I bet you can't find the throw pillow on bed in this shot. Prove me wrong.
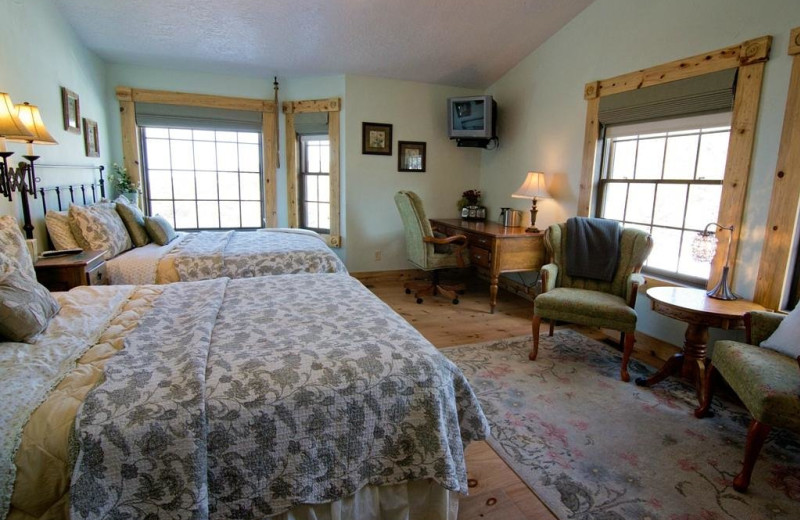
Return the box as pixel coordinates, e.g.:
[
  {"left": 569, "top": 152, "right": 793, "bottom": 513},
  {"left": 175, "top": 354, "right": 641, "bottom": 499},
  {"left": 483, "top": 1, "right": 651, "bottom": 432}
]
[
  {"left": 0, "top": 215, "right": 37, "bottom": 280},
  {"left": 115, "top": 196, "right": 151, "bottom": 247},
  {"left": 0, "top": 259, "right": 60, "bottom": 343},
  {"left": 69, "top": 202, "right": 133, "bottom": 259},
  {"left": 144, "top": 215, "right": 178, "bottom": 246},
  {"left": 45, "top": 210, "right": 82, "bottom": 250}
]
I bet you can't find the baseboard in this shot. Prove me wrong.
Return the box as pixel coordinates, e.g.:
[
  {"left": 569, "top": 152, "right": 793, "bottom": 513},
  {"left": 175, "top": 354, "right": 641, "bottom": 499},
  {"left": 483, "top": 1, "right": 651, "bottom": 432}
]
[{"left": 351, "top": 269, "right": 425, "bottom": 284}]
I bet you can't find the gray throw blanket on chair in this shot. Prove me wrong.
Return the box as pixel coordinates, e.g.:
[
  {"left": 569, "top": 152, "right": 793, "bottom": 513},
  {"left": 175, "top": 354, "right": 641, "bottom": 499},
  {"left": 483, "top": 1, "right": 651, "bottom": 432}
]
[{"left": 566, "top": 217, "right": 621, "bottom": 282}]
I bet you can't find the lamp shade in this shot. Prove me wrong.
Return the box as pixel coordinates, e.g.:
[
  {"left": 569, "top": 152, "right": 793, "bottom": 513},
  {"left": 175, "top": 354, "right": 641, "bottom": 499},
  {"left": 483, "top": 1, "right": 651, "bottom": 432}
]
[
  {"left": 0, "top": 93, "right": 34, "bottom": 139},
  {"left": 512, "top": 171, "right": 548, "bottom": 200},
  {"left": 8, "top": 102, "right": 57, "bottom": 144},
  {"left": 691, "top": 232, "right": 717, "bottom": 263}
]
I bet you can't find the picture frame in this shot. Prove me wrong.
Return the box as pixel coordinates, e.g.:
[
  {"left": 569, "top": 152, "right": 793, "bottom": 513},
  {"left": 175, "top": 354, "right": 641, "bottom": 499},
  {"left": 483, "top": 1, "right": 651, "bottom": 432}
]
[
  {"left": 83, "top": 118, "right": 99, "bottom": 157},
  {"left": 362, "top": 122, "right": 392, "bottom": 155},
  {"left": 398, "top": 141, "right": 426, "bottom": 172},
  {"left": 61, "top": 87, "right": 80, "bottom": 134}
]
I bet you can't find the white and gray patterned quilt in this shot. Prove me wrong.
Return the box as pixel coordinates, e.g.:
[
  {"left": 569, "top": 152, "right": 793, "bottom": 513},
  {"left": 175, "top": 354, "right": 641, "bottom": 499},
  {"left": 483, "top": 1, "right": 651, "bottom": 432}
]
[
  {"left": 173, "top": 230, "right": 347, "bottom": 281},
  {"left": 70, "top": 274, "right": 488, "bottom": 518}
]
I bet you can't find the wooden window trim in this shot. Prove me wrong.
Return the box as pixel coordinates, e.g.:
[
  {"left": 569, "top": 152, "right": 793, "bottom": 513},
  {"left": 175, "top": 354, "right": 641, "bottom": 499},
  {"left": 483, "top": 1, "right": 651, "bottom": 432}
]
[
  {"left": 115, "top": 87, "right": 278, "bottom": 226},
  {"left": 578, "top": 36, "right": 772, "bottom": 294},
  {"left": 283, "top": 98, "right": 342, "bottom": 247},
  {"left": 754, "top": 27, "right": 800, "bottom": 310}
]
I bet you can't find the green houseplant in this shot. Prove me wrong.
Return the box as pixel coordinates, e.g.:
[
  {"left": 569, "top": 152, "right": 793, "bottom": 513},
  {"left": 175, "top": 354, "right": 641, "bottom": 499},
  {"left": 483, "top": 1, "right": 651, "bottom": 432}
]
[{"left": 110, "top": 163, "right": 140, "bottom": 204}]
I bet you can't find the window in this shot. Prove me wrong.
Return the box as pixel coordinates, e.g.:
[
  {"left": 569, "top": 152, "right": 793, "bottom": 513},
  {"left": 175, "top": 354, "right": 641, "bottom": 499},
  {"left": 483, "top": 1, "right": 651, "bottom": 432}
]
[
  {"left": 298, "top": 135, "right": 331, "bottom": 233},
  {"left": 141, "top": 127, "right": 263, "bottom": 230},
  {"left": 597, "top": 113, "right": 731, "bottom": 284}
]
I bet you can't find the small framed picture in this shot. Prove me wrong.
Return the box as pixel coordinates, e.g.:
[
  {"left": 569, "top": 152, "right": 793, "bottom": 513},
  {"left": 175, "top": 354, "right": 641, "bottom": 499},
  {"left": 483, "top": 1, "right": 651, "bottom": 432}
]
[
  {"left": 362, "top": 122, "right": 392, "bottom": 155},
  {"left": 61, "top": 87, "right": 80, "bottom": 134},
  {"left": 83, "top": 118, "right": 99, "bottom": 157},
  {"left": 398, "top": 141, "right": 426, "bottom": 172}
]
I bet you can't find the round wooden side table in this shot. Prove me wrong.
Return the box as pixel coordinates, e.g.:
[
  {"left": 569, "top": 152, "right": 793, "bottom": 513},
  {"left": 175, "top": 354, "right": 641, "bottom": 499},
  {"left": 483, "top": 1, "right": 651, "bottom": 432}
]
[{"left": 635, "top": 286, "right": 765, "bottom": 410}]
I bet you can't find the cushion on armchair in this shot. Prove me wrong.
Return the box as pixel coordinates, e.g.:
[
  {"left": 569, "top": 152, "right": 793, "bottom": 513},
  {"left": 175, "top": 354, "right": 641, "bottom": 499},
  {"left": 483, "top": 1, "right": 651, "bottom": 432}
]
[
  {"left": 534, "top": 287, "right": 637, "bottom": 333},
  {"left": 760, "top": 305, "right": 800, "bottom": 358}
]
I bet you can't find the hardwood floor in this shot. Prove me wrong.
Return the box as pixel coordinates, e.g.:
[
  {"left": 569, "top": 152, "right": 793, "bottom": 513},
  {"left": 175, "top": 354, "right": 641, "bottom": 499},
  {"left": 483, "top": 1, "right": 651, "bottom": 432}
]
[{"left": 361, "top": 274, "right": 682, "bottom": 520}]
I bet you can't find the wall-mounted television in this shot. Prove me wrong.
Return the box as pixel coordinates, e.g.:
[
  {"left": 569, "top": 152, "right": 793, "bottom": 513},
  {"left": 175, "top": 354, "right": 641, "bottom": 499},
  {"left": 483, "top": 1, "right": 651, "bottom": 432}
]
[{"left": 447, "top": 95, "right": 497, "bottom": 142}]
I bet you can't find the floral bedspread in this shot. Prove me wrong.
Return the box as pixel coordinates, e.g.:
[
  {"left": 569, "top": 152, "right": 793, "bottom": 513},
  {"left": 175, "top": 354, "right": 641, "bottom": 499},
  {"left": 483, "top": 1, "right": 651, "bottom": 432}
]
[
  {"left": 172, "top": 230, "right": 346, "bottom": 281},
  {"left": 70, "top": 274, "right": 488, "bottom": 519}
]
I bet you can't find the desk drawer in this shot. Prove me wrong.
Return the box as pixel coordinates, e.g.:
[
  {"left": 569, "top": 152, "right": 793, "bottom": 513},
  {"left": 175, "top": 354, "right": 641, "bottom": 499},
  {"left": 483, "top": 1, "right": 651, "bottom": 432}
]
[{"left": 470, "top": 246, "right": 491, "bottom": 268}]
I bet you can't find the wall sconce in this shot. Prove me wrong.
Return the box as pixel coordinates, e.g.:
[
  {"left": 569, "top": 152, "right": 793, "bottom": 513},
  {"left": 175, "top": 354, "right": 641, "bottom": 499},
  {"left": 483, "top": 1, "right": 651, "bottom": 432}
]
[
  {"left": 691, "top": 222, "right": 737, "bottom": 300},
  {"left": 0, "top": 92, "right": 57, "bottom": 203},
  {"left": 511, "top": 171, "right": 549, "bottom": 233}
]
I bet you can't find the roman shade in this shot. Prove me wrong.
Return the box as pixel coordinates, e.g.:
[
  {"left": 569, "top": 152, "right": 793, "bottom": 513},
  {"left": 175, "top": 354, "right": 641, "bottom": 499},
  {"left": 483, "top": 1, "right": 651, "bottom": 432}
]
[
  {"left": 293, "top": 112, "right": 329, "bottom": 135},
  {"left": 135, "top": 103, "right": 262, "bottom": 132},
  {"left": 599, "top": 69, "right": 737, "bottom": 126}
]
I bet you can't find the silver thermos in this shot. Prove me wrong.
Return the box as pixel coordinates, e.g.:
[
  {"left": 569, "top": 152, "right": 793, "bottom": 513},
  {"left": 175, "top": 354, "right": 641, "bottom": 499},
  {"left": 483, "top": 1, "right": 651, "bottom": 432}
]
[{"left": 500, "top": 208, "right": 523, "bottom": 227}]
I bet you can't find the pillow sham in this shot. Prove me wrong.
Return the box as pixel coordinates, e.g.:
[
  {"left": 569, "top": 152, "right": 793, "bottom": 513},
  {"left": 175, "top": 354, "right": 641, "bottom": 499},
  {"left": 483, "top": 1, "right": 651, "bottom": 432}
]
[
  {"left": 115, "top": 196, "right": 150, "bottom": 247},
  {"left": 760, "top": 306, "right": 800, "bottom": 359},
  {"left": 45, "top": 210, "right": 82, "bottom": 250},
  {"left": 0, "top": 262, "right": 60, "bottom": 343},
  {"left": 144, "top": 215, "right": 178, "bottom": 246},
  {"left": 69, "top": 202, "right": 133, "bottom": 260},
  {"left": 0, "top": 215, "right": 37, "bottom": 280}
]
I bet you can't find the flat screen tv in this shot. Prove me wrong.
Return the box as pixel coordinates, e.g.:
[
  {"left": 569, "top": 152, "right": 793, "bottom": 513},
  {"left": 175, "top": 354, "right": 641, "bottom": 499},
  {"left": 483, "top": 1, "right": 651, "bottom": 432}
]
[{"left": 447, "top": 95, "right": 497, "bottom": 139}]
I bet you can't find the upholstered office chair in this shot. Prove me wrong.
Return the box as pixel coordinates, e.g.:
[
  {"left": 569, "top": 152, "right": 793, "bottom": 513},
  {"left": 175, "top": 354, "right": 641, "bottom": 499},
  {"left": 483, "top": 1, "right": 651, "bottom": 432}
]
[
  {"left": 696, "top": 311, "right": 800, "bottom": 492},
  {"left": 530, "top": 222, "right": 653, "bottom": 382},
  {"left": 394, "top": 191, "right": 470, "bottom": 304}
]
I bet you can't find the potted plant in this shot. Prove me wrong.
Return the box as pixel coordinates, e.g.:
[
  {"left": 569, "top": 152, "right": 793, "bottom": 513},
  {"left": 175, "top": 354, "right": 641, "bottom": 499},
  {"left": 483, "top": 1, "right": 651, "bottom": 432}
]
[
  {"left": 457, "top": 189, "right": 485, "bottom": 220},
  {"left": 110, "top": 163, "right": 140, "bottom": 205}
]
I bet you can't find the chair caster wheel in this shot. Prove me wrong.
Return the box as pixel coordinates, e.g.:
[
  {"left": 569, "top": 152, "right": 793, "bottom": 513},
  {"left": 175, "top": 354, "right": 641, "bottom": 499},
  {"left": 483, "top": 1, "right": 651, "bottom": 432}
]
[
  {"left": 405, "top": 288, "right": 411, "bottom": 294},
  {"left": 452, "top": 299, "right": 459, "bottom": 305},
  {"left": 416, "top": 298, "right": 423, "bottom": 304}
]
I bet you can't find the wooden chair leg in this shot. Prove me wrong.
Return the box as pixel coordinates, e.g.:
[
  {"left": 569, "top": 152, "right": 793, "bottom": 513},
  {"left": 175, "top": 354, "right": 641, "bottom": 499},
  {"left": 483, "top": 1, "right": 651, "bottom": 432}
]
[
  {"left": 548, "top": 320, "right": 554, "bottom": 337},
  {"left": 620, "top": 332, "right": 634, "bottom": 382},
  {"left": 733, "top": 419, "right": 772, "bottom": 492},
  {"left": 530, "top": 315, "right": 541, "bottom": 360},
  {"left": 694, "top": 361, "right": 717, "bottom": 418}
]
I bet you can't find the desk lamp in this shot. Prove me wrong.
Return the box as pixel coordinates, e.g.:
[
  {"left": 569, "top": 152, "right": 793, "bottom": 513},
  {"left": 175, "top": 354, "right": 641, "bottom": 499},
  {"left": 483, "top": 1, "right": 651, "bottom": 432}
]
[{"left": 511, "top": 171, "right": 548, "bottom": 233}]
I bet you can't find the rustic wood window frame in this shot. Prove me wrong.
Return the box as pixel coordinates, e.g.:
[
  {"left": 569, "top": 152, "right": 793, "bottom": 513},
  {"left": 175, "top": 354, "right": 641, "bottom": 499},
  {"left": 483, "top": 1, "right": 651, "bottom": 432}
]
[
  {"left": 754, "top": 27, "right": 800, "bottom": 310},
  {"left": 578, "top": 36, "right": 771, "bottom": 294},
  {"left": 115, "top": 87, "right": 278, "bottom": 226},
  {"left": 283, "top": 98, "right": 342, "bottom": 248}
]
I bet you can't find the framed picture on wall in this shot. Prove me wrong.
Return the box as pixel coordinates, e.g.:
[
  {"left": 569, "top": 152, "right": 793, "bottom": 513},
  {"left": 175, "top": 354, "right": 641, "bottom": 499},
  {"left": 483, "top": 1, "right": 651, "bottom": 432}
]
[
  {"left": 362, "top": 122, "right": 392, "bottom": 155},
  {"left": 83, "top": 118, "right": 99, "bottom": 157},
  {"left": 61, "top": 87, "right": 80, "bottom": 134},
  {"left": 398, "top": 141, "right": 426, "bottom": 172}
]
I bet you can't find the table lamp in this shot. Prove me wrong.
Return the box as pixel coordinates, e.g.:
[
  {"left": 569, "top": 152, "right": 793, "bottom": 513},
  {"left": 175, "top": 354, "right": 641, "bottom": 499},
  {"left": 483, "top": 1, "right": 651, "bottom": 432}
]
[
  {"left": 512, "top": 171, "right": 548, "bottom": 233},
  {"left": 691, "top": 222, "right": 737, "bottom": 300}
]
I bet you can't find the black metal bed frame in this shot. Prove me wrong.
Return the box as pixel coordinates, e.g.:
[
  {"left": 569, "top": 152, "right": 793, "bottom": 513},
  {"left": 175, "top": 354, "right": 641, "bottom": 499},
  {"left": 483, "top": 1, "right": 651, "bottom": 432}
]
[{"left": 20, "top": 164, "right": 105, "bottom": 239}]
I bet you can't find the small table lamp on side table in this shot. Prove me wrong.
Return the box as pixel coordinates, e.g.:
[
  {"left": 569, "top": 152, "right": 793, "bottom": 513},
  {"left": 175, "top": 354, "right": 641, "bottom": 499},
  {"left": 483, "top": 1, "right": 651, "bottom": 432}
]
[{"left": 511, "top": 171, "right": 549, "bottom": 233}]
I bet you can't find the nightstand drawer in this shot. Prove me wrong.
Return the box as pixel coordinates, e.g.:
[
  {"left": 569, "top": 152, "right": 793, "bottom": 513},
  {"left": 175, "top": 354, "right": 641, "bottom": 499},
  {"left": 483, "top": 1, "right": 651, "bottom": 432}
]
[{"left": 86, "top": 262, "right": 108, "bottom": 286}]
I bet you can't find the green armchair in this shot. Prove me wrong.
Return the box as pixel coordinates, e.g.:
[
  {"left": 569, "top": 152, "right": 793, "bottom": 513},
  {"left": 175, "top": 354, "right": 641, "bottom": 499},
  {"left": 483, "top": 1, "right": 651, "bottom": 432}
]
[
  {"left": 394, "top": 191, "right": 470, "bottom": 304},
  {"left": 696, "top": 311, "right": 800, "bottom": 492},
  {"left": 530, "top": 223, "right": 653, "bottom": 382}
]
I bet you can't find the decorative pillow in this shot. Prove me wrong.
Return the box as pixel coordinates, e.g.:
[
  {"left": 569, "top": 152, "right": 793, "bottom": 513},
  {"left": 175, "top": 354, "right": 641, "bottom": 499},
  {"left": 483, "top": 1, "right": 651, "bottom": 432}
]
[
  {"left": 144, "top": 215, "right": 178, "bottom": 246},
  {"left": 760, "top": 306, "right": 800, "bottom": 358},
  {"left": 115, "top": 196, "right": 150, "bottom": 247},
  {"left": 45, "top": 210, "right": 82, "bottom": 250},
  {"left": 0, "top": 215, "right": 37, "bottom": 280},
  {"left": 68, "top": 203, "right": 133, "bottom": 260},
  {"left": 0, "top": 263, "right": 61, "bottom": 343}
]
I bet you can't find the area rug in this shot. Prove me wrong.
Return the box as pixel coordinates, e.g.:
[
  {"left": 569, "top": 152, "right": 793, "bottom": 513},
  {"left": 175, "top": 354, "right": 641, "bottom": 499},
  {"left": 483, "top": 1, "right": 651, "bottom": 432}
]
[{"left": 444, "top": 331, "right": 800, "bottom": 520}]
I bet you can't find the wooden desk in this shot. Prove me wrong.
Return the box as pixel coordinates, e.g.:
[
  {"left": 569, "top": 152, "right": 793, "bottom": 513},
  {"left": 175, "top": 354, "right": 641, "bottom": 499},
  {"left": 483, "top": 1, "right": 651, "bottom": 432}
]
[
  {"left": 635, "top": 286, "right": 765, "bottom": 410},
  {"left": 430, "top": 218, "right": 545, "bottom": 313}
]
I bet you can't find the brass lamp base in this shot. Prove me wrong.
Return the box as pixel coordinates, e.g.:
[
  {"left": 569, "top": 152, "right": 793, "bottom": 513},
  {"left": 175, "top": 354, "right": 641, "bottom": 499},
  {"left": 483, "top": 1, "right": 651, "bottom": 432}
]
[
  {"left": 707, "top": 266, "right": 738, "bottom": 300},
  {"left": 525, "top": 227, "right": 540, "bottom": 233}
]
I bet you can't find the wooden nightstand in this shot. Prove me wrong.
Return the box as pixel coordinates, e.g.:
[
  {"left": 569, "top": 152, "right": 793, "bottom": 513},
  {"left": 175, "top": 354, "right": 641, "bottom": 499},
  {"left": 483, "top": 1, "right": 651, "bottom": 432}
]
[{"left": 34, "top": 250, "right": 108, "bottom": 291}]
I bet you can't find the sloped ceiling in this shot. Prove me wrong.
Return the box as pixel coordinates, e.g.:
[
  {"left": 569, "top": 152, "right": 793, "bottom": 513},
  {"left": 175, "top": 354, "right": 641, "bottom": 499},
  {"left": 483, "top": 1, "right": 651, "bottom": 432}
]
[{"left": 54, "top": 0, "right": 593, "bottom": 88}]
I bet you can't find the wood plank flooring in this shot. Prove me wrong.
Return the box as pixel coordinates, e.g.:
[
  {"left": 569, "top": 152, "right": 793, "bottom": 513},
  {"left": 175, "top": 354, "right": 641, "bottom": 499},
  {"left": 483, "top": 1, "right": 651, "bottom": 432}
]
[{"left": 361, "top": 275, "right": 682, "bottom": 520}]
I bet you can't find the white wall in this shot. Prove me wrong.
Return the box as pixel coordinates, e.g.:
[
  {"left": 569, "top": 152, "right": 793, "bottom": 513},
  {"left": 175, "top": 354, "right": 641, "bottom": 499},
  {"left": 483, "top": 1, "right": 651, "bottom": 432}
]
[
  {"left": 0, "top": 0, "right": 110, "bottom": 250},
  {"left": 343, "top": 75, "right": 482, "bottom": 272},
  {"left": 479, "top": 0, "right": 798, "bottom": 345}
]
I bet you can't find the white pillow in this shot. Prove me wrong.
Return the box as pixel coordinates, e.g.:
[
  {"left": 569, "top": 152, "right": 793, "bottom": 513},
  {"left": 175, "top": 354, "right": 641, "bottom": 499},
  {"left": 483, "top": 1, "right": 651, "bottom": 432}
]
[
  {"left": 0, "top": 215, "right": 37, "bottom": 280},
  {"left": 760, "top": 307, "right": 800, "bottom": 358},
  {"left": 45, "top": 210, "right": 81, "bottom": 250}
]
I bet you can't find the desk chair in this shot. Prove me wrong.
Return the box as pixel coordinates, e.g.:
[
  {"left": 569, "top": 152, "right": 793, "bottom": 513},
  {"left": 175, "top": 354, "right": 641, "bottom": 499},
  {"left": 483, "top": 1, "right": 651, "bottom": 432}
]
[{"left": 394, "top": 191, "right": 470, "bottom": 304}]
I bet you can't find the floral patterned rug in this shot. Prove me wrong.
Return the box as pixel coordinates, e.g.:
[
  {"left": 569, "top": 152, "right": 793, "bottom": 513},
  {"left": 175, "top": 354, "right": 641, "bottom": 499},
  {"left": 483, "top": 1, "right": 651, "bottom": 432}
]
[{"left": 444, "top": 331, "right": 800, "bottom": 519}]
